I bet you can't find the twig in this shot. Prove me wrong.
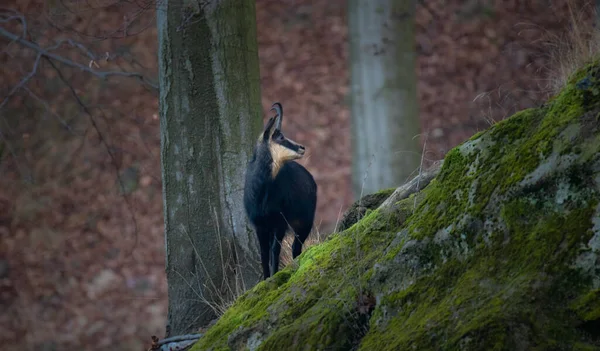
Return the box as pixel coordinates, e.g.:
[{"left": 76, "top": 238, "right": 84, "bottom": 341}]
[
  {"left": 148, "top": 334, "right": 203, "bottom": 351},
  {"left": 0, "top": 27, "right": 158, "bottom": 90},
  {"left": 0, "top": 127, "right": 21, "bottom": 176},
  {"left": 22, "top": 87, "right": 77, "bottom": 134},
  {"left": 45, "top": 0, "right": 156, "bottom": 41},
  {"left": 45, "top": 57, "right": 141, "bottom": 259},
  {"left": 0, "top": 52, "right": 42, "bottom": 112},
  {"left": 414, "top": 132, "right": 428, "bottom": 210},
  {"left": 1, "top": 32, "right": 138, "bottom": 112},
  {"left": 0, "top": 8, "right": 26, "bottom": 41}
]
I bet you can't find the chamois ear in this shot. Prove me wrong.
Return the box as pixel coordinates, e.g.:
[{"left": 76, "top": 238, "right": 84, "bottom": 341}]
[
  {"left": 270, "top": 102, "right": 283, "bottom": 131},
  {"left": 262, "top": 116, "right": 276, "bottom": 141}
]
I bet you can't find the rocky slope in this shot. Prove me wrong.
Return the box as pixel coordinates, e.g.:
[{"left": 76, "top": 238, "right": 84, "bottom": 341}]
[
  {"left": 190, "top": 59, "right": 600, "bottom": 350},
  {"left": 193, "top": 64, "right": 600, "bottom": 350}
]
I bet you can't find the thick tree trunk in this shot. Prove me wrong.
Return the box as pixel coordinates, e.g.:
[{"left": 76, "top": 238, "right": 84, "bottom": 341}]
[
  {"left": 348, "top": 0, "right": 422, "bottom": 199},
  {"left": 156, "top": 0, "right": 263, "bottom": 336}
]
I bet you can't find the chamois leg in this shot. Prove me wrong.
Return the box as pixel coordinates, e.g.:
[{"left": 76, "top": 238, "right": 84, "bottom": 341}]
[
  {"left": 270, "top": 223, "right": 287, "bottom": 276},
  {"left": 291, "top": 237, "right": 303, "bottom": 259},
  {"left": 270, "top": 236, "right": 281, "bottom": 277},
  {"left": 257, "top": 226, "right": 273, "bottom": 280},
  {"left": 291, "top": 224, "right": 312, "bottom": 259}
]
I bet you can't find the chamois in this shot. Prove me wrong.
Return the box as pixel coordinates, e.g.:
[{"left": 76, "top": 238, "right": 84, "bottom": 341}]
[{"left": 243, "top": 102, "right": 317, "bottom": 280}]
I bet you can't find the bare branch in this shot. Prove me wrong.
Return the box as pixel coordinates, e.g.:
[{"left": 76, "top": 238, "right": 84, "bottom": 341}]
[
  {"left": 148, "top": 334, "right": 203, "bottom": 351},
  {"left": 44, "top": 0, "right": 156, "bottom": 41},
  {"left": 0, "top": 52, "right": 42, "bottom": 112},
  {"left": 0, "top": 8, "right": 27, "bottom": 53},
  {"left": 0, "top": 126, "right": 31, "bottom": 181},
  {"left": 22, "top": 87, "right": 78, "bottom": 135},
  {"left": 0, "top": 27, "right": 158, "bottom": 90},
  {"left": 44, "top": 57, "right": 141, "bottom": 259}
]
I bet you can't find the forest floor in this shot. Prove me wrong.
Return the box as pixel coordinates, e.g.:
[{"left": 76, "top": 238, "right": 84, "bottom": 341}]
[{"left": 0, "top": 0, "right": 595, "bottom": 350}]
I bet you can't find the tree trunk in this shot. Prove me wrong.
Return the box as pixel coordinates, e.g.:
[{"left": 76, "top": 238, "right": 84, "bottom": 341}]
[
  {"left": 596, "top": 0, "right": 600, "bottom": 26},
  {"left": 156, "top": 0, "right": 263, "bottom": 336},
  {"left": 348, "top": 0, "right": 422, "bottom": 199}
]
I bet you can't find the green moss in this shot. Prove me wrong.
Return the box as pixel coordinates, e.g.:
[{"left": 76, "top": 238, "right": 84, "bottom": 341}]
[
  {"left": 191, "top": 206, "right": 412, "bottom": 351},
  {"left": 573, "top": 342, "right": 600, "bottom": 351},
  {"left": 353, "top": 66, "right": 600, "bottom": 348},
  {"left": 402, "top": 146, "right": 472, "bottom": 241},
  {"left": 190, "top": 269, "right": 293, "bottom": 349},
  {"left": 467, "top": 129, "right": 485, "bottom": 141},
  {"left": 336, "top": 187, "right": 396, "bottom": 232},
  {"left": 190, "top": 62, "right": 600, "bottom": 350},
  {"left": 360, "top": 198, "right": 597, "bottom": 350},
  {"left": 399, "top": 68, "right": 600, "bottom": 245},
  {"left": 571, "top": 289, "right": 600, "bottom": 321},
  {"left": 376, "top": 187, "right": 397, "bottom": 196}
]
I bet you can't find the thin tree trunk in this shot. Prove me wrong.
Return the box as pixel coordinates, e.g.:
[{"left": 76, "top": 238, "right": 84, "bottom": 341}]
[
  {"left": 348, "top": 0, "right": 422, "bottom": 199},
  {"left": 156, "top": 0, "right": 263, "bottom": 336}
]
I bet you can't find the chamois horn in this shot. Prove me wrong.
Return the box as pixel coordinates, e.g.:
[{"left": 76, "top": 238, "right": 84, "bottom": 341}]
[{"left": 270, "top": 102, "right": 283, "bottom": 131}]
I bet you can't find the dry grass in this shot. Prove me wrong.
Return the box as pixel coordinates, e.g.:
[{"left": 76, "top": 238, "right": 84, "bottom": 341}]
[
  {"left": 469, "top": 1, "right": 600, "bottom": 131},
  {"left": 279, "top": 224, "right": 327, "bottom": 268},
  {"left": 546, "top": 0, "right": 600, "bottom": 93},
  {"left": 177, "top": 208, "right": 255, "bottom": 320},
  {"left": 190, "top": 214, "right": 328, "bottom": 319}
]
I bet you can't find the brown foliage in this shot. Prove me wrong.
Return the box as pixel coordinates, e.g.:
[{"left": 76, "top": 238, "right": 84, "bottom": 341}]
[{"left": 0, "top": 0, "right": 596, "bottom": 349}]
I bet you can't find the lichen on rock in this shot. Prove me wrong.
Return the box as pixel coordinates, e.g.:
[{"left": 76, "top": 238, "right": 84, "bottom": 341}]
[{"left": 190, "top": 61, "right": 600, "bottom": 351}]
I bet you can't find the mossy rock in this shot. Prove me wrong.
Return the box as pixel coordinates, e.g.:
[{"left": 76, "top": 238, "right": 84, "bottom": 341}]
[
  {"left": 337, "top": 161, "right": 443, "bottom": 233},
  {"left": 190, "top": 62, "right": 600, "bottom": 351},
  {"left": 335, "top": 187, "right": 396, "bottom": 232}
]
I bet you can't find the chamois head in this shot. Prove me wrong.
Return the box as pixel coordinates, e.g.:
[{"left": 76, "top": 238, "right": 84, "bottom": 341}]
[{"left": 259, "top": 102, "right": 306, "bottom": 176}]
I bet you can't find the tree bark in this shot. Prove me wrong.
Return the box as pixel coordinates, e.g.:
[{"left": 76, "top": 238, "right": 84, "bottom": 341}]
[
  {"left": 596, "top": 0, "right": 600, "bottom": 27},
  {"left": 348, "top": 0, "right": 422, "bottom": 199},
  {"left": 156, "top": 0, "right": 263, "bottom": 336}
]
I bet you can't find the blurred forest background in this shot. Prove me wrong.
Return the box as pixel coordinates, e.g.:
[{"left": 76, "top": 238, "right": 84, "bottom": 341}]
[{"left": 0, "top": 0, "right": 596, "bottom": 350}]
